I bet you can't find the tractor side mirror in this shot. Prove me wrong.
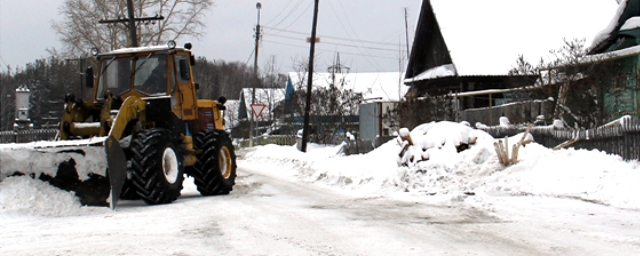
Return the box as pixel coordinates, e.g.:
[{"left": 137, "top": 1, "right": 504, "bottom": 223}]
[
  {"left": 85, "top": 66, "right": 94, "bottom": 88},
  {"left": 179, "top": 59, "right": 190, "bottom": 80}
]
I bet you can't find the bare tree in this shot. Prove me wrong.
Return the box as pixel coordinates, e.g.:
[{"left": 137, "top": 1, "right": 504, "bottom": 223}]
[
  {"left": 287, "top": 59, "right": 363, "bottom": 144},
  {"left": 52, "top": 0, "right": 213, "bottom": 55}
]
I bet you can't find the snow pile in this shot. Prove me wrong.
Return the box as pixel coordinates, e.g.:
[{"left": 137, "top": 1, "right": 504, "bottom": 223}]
[
  {"left": 244, "top": 121, "right": 640, "bottom": 210},
  {"left": 396, "top": 121, "right": 494, "bottom": 167},
  {"left": 0, "top": 176, "right": 108, "bottom": 216},
  {"left": 485, "top": 143, "right": 640, "bottom": 208}
]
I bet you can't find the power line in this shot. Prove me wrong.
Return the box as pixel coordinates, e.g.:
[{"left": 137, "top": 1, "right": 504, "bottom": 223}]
[
  {"left": 265, "top": 33, "right": 403, "bottom": 52},
  {"left": 263, "top": 0, "right": 302, "bottom": 27},
  {"left": 262, "top": 39, "right": 400, "bottom": 60},
  {"left": 280, "top": 1, "right": 313, "bottom": 32},
  {"left": 328, "top": 0, "right": 384, "bottom": 71},
  {"left": 245, "top": 48, "right": 255, "bottom": 66},
  {"left": 262, "top": 26, "right": 407, "bottom": 48}
]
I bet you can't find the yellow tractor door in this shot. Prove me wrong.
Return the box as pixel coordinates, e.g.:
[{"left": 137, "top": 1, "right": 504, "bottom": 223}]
[{"left": 171, "top": 51, "right": 198, "bottom": 121}]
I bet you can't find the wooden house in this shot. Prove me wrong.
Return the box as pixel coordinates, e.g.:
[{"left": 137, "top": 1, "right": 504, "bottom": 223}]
[
  {"left": 404, "top": 0, "right": 617, "bottom": 111},
  {"left": 586, "top": 0, "right": 640, "bottom": 121}
]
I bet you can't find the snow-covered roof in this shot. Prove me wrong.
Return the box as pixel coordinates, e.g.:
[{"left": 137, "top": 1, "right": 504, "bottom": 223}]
[
  {"left": 287, "top": 72, "right": 408, "bottom": 102},
  {"left": 240, "top": 88, "right": 286, "bottom": 120},
  {"left": 404, "top": 64, "right": 455, "bottom": 83},
  {"left": 590, "top": 0, "right": 631, "bottom": 51},
  {"left": 419, "top": 0, "right": 619, "bottom": 78},
  {"left": 620, "top": 16, "right": 640, "bottom": 31}
]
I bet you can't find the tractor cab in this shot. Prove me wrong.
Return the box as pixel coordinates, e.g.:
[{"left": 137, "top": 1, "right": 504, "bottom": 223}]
[{"left": 88, "top": 41, "right": 196, "bottom": 103}]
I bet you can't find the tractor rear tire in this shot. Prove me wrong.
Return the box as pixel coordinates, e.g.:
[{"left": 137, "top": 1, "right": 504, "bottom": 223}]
[
  {"left": 191, "top": 130, "right": 237, "bottom": 195},
  {"left": 130, "top": 128, "right": 184, "bottom": 204}
]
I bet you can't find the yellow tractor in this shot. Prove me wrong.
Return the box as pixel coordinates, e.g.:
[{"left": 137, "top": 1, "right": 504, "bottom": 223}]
[{"left": 0, "top": 41, "right": 236, "bottom": 208}]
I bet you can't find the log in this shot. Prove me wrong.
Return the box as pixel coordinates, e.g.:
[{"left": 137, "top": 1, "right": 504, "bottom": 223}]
[{"left": 553, "top": 138, "right": 579, "bottom": 150}]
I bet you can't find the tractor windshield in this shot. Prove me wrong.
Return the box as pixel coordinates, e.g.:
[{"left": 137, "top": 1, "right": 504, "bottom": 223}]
[
  {"left": 97, "top": 54, "right": 169, "bottom": 99},
  {"left": 132, "top": 55, "right": 168, "bottom": 96}
]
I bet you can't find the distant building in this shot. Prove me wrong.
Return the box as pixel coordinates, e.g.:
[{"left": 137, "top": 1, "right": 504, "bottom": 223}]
[{"left": 286, "top": 72, "right": 406, "bottom": 142}]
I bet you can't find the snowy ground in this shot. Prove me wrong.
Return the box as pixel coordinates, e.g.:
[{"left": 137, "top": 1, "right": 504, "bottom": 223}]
[{"left": 1, "top": 121, "right": 640, "bottom": 255}]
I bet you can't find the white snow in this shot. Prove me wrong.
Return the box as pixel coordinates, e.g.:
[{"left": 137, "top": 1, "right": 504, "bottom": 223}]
[
  {"left": 73, "top": 122, "right": 101, "bottom": 129},
  {"left": 427, "top": 0, "right": 619, "bottom": 76},
  {"left": 239, "top": 121, "right": 640, "bottom": 210},
  {"left": 0, "top": 137, "right": 110, "bottom": 182},
  {"left": 404, "top": 64, "right": 456, "bottom": 81},
  {"left": 1, "top": 121, "right": 640, "bottom": 254},
  {"left": 591, "top": 0, "right": 629, "bottom": 50},
  {"left": 620, "top": 16, "right": 640, "bottom": 31},
  {"left": 0, "top": 176, "right": 109, "bottom": 216}
]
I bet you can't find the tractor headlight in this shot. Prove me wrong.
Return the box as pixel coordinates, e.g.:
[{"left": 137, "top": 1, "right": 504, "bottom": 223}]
[
  {"left": 167, "top": 40, "right": 176, "bottom": 49},
  {"left": 90, "top": 47, "right": 99, "bottom": 56}
]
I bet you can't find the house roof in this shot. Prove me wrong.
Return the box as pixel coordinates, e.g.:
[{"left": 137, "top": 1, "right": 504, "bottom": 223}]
[
  {"left": 239, "top": 88, "right": 286, "bottom": 120},
  {"left": 589, "top": 0, "right": 640, "bottom": 54},
  {"left": 406, "top": 0, "right": 619, "bottom": 82},
  {"left": 287, "top": 72, "right": 408, "bottom": 102}
]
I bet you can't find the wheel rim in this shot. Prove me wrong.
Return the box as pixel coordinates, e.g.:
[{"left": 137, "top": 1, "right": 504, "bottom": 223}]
[
  {"left": 218, "top": 146, "right": 232, "bottom": 179},
  {"left": 162, "top": 147, "right": 179, "bottom": 184}
]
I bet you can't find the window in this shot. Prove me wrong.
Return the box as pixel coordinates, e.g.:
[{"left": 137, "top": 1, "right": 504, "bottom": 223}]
[
  {"left": 97, "top": 58, "right": 132, "bottom": 99},
  {"left": 134, "top": 55, "right": 168, "bottom": 96},
  {"left": 174, "top": 55, "right": 191, "bottom": 82}
]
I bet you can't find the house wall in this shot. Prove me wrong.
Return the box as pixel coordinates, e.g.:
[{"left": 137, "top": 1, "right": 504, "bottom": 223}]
[
  {"left": 603, "top": 55, "right": 640, "bottom": 121},
  {"left": 460, "top": 100, "right": 554, "bottom": 126}
]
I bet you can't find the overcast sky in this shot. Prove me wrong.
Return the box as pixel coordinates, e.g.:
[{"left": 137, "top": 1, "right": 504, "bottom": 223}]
[{"left": 0, "top": 0, "right": 421, "bottom": 73}]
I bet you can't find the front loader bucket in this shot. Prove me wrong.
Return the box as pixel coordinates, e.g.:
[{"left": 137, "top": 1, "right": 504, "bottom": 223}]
[{"left": 0, "top": 136, "right": 127, "bottom": 209}]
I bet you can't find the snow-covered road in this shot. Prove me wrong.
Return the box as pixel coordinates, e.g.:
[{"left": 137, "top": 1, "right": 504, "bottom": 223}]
[{"left": 1, "top": 158, "right": 638, "bottom": 255}]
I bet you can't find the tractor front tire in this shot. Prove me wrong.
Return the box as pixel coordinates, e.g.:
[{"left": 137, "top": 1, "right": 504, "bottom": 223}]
[
  {"left": 191, "top": 130, "right": 237, "bottom": 195},
  {"left": 130, "top": 128, "right": 184, "bottom": 204},
  {"left": 119, "top": 178, "right": 141, "bottom": 200}
]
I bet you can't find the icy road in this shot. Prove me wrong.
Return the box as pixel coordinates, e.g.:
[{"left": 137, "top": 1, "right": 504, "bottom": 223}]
[{"left": 1, "top": 158, "right": 639, "bottom": 256}]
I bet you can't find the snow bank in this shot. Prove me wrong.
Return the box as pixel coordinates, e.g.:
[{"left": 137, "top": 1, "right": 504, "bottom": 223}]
[
  {"left": 244, "top": 121, "right": 640, "bottom": 210},
  {"left": 0, "top": 176, "right": 109, "bottom": 216}
]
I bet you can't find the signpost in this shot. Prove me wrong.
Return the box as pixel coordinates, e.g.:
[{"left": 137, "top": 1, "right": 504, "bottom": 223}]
[
  {"left": 250, "top": 103, "right": 266, "bottom": 119},
  {"left": 249, "top": 103, "right": 266, "bottom": 147}
]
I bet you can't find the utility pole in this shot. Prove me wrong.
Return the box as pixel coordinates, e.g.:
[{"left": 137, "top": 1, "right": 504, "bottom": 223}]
[
  {"left": 98, "top": 0, "right": 164, "bottom": 47},
  {"left": 126, "top": 0, "right": 138, "bottom": 47},
  {"left": 249, "top": 2, "right": 262, "bottom": 147},
  {"left": 404, "top": 8, "right": 411, "bottom": 59},
  {"left": 301, "top": 0, "right": 320, "bottom": 152}
]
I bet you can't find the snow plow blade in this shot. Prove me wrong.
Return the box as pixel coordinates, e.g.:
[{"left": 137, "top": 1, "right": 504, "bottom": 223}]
[{"left": 0, "top": 136, "right": 126, "bottom": 209}]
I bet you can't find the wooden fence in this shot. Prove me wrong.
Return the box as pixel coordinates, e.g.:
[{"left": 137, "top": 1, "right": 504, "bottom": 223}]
[
  {"left": 480, "top": 121, "right": 640, "bottom": 161},
  {"left": 236, "top": 135, "right": 298, "bottom": 149},
  {"left": 0, "top": 129, "right": 58, "bottom": 143}
]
